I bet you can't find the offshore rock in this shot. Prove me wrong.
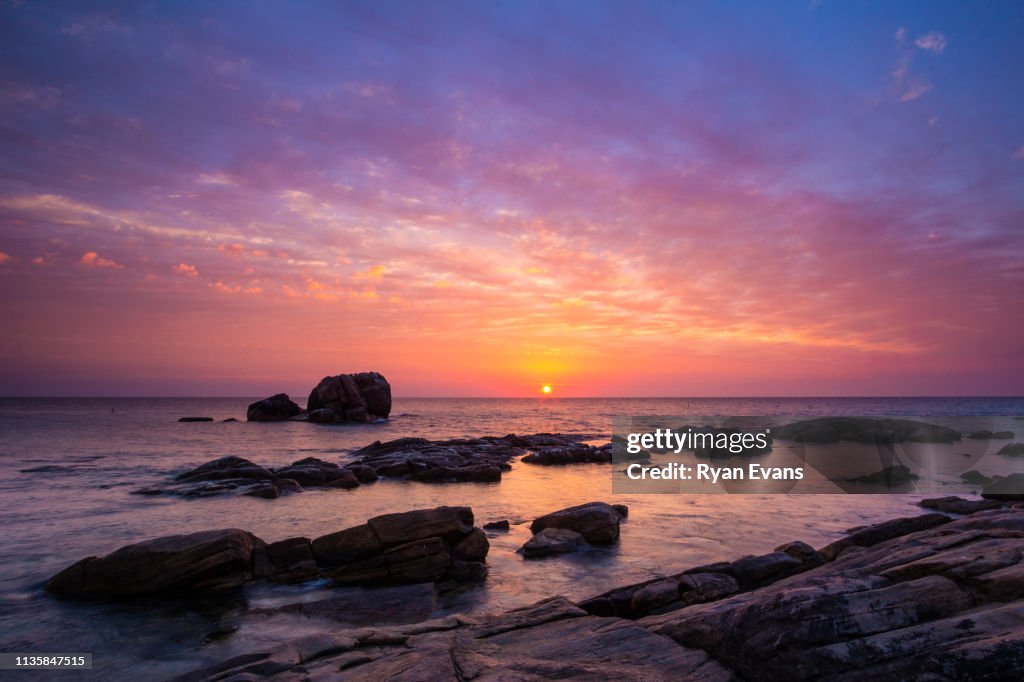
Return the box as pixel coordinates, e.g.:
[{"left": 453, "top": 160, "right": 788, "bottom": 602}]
[
  {"left": 306, "top": 371, "right": 391, "bottom": 423},
  {"left": 245, "top": 393, "right": 303, "bottom": 422}
]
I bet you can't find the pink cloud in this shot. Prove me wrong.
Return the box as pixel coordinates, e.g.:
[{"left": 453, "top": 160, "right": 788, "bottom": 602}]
[
  {"left": 78, "top": 251, "right": 122, "bottom": 268},
  {"left": 172, "top": 263, "right": 199, "bottom": 277}
]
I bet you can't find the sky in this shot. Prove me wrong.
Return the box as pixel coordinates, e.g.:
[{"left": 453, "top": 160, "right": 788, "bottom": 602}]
[{"left": 0, "top": 1, "right": 1022, "bottom": 397}]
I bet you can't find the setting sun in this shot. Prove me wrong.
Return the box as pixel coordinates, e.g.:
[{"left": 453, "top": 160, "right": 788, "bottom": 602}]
[{"left": 542, "top": 385, "right": 552, "bottom": 394}]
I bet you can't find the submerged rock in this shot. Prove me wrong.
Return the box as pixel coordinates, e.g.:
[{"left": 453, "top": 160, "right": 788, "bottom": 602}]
[
  {"left": 961, "top": 469, "right": 993, "bottom": 485},
  {"left": 968, "top": 430, "right": 1015, "bottom": 439},
  {"left": 522, "top": 528, "right": 584, "bottom": 558},
  {"left": 246, "top": 393, "right": 303, "bottom": 422},
  {"left": 773, "top": 417, "right": 961, "bottom": 443},
  {"left": 844, "top": 464, "right": 918, "bottom": 486},
  {"left": 530, "top": 501, "right": 627, "bottom": 545},
  {"left": 920, "top": 496, "right": 1004, "bottom": 514}
]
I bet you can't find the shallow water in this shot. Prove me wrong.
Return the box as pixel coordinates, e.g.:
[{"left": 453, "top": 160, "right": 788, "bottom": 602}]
[{"left": 0, "top": 397, "right": 1021, "bottom": 679}]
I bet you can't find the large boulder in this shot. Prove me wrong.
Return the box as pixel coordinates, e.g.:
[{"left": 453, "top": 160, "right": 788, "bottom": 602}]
[
  {"left": 46, "top": 529, "right": 262, "bottom": 598},
  {"left": 530, "top": 502, "right": 627, "bottom": 545},
  {"left": 246, "top": 393, "right": 303, "bottom": 422},
  {"left": 307, "top": 372, "right": 392, "bottom": 423}
]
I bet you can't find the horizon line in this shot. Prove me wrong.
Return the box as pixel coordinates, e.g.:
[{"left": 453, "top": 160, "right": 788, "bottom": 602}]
[{"left": 1, "top": 394, "right": 1022, "bottom": 400}]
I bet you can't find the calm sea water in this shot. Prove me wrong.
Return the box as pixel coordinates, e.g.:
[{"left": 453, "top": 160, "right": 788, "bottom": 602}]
[{"left": 0, "top": 396, "right": 1022, "bottom": 680}]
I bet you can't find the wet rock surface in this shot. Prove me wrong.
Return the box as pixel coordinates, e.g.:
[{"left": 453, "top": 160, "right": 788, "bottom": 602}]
[
  {"left": 47, "top": 507, "right": 489, "bottom": 600},
  {"left": 173, "top": 501, "right": 1024, "bottom": 681}
]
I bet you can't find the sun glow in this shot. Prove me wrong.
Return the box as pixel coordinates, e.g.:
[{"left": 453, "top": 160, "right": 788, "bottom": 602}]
[{"left": 542, "top": 385, "right": 552, "bottom": 394}]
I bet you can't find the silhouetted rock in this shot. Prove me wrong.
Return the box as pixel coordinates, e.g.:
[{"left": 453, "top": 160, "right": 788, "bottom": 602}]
[
  {"left": 178, "top": 417, "right": 213, "bottom": 422},
  {"left": 774, "top": 417, "right": 960, "bottom": 443},
  {"left": 522, "top": 443, "right": 613, "bottom": 465},
  {"left": 530, "top": 502, "right": 627, "bottom": 545},
  {"left": 961, "top": 469, "right": 992, "bottom": 485},
  {"left": 844, "top": 464, "right": 918, "bottom": 486},
  {"left": 246, "top": 393, "right": 303, "bottom": 422},
  {"left": 920, "top": 496, "right": 1003, "bottom": 514},
  {"left": 306, "top": 372, "right": 391, "bottom": 423},
  {"left": 484, "top": 519, "right": 510, "bottom": 531},
  {"left": 46, "top": 529, "right": 262, "bottom": 598},
  {"left": 998, "top": 442, "right": 1024, "bottom": 457}
]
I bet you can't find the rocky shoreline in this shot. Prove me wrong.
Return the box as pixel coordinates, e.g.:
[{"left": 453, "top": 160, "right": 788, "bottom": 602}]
[{"left": 43, "top": 496, "right": 1024, "bottom": 681}]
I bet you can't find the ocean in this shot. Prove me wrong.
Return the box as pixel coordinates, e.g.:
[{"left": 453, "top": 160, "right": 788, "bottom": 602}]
[{"left": 0, "top": 396, "right": 1022, "bottom": 680}]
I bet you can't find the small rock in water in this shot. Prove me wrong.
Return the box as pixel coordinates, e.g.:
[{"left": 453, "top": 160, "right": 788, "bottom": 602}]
[
  {"left": 177, "top": 417, "right": 213, "bottom": 422},
  {"left": 968, "top": 430, "right": 1015, "bottom": 439},
  {"left": 961, "top": 470, "right": 992, "bottom": 485},
  {"left": 997, "top": 443, "right": 1024, "bottom": 457},
  {"left": 529, "top": 501, "right": 628, "bottom": 545},
  {"left": 521, "top": 528, "right": 584, "bottom": 558},
  {"left": 919, "top": 496, "right": 1003, "bottom": 515},
  {"left": 484, "top": 520, "right": 510, "bottom": 531},
  {"left": 844, "top": 465, "right": 918, "bottom": 486}
]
